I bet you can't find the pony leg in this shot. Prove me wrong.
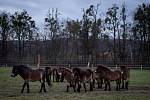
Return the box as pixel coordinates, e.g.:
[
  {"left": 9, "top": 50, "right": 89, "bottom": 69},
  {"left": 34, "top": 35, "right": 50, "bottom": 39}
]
[
  {"left": 104, "top": 80, "right": 107, "bottom": 91},
  {"left": 60, "top": 75, "right": 64, "bottom": 82},
  {"left": 108, "top": 81, "right": 111, "bottom": 91},
  {"left": 27, "top": 83, "right": 30, "bottom": 93},
  {"left": 53, "top": 73, "right": 55, "bottom": 82},
  {"left": 83, "top": 83, "right": 87, "bottom": 92},
  {"left": 21, "top": 82, "right": 26, "bottom": 93},
  {"left": 56, "top": 75, "right": 58, "bottom": 82},
  {"left": 118, "top": 80, "right": 121, "bottom": 91},
  {"left": 73, "top": 85, "right": 76, "bottom": 92},
  {"left": 125, "top": 81, "right": 129, "bottom": 90},
  {"left": 66, "top": 82, "right": 72, "bottom": 92},
  {"left": 116, "top": 81, "right": 118, "bottom": 91},
  {"left": 46, "top": 74, "right": 51, "bottom": 86},
  {"left": 92, "top": 79, "right": 95, "bottom": 88},
  {"left": 121, "top": 80, "right": 125, "bottom": 89},
  {"left": 100, "top": 78, "right": 103, "bottom": 88},
  {"left": 43, "top": 83, "right": 46, "bottom": 92},
  {"left": 56, "top": 74, "right": 60, "bottom": 82},
  {"left": 39, "top": 82, "right": 44, "bottom": 93},
  {"left": 49, "top": 73, "right": 51, "bottom": 81},
  {"left": 97, "top": 81, "right": 101, "bottom": 88},
  {"left": 71, "top": 82, "right": 76, "bottom": 92},
  {"left": 77, "top": 82, "right": 81, "bottom": 92},
  {"left": 90, "top": 81, "right": 93, "bottom": 91},
  {"left": 98, "top": 78, "right": 103, "bottom": 89},
  {"left": 74, "top": 82, "right": 77, "bottom": 89},
  {"left": 66, "top": 85, "right": 69, "bottom": 92}
]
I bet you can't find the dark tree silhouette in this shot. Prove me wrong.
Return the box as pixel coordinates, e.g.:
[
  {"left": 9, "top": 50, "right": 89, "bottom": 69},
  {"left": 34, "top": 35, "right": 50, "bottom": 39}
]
[
  {"left": 132, "top": 3, "right": 150, "bottom": 63},
  {"left": 106, "top": 4, "right": 119, "bottom": 64},
  {"left": 11, "top": 10, "right": 36, "bottom": 58},
  {"left": 0, "top": 12, "right": 11, "bottom": 62}
]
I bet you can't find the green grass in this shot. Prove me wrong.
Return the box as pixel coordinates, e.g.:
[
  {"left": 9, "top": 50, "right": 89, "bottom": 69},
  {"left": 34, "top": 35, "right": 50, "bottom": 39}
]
[{"left": 0, "top": 67, "right": 150, "bottom": 100}]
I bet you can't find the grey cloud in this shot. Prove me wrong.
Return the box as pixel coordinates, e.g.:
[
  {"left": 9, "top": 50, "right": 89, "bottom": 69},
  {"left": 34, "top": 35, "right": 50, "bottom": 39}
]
[{"left": 0, "top": 0, "right": 150, "bottom": 28}]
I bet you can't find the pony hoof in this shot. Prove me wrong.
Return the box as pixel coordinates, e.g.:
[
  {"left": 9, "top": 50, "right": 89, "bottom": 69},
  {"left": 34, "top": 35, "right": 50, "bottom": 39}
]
[
  {"left": 90, "top": 89, "right": 93, "bottom": 91},
  {"left": 77, "top": 89, "right": 80, "bottom": 92}
]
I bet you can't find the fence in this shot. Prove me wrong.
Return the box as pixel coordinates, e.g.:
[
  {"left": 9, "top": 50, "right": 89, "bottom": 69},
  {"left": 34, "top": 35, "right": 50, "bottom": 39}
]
[{"left": 0, "top": 57, "right": 150, "bottom": 69}]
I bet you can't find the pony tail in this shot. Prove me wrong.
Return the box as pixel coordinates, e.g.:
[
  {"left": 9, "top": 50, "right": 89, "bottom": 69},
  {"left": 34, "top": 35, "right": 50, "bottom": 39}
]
[{"left": 45, "top": 67, "right": 51, "bottom": 87}]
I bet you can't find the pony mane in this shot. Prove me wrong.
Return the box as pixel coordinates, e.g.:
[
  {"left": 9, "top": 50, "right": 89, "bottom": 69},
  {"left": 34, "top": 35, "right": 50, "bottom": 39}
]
[
  {"left": 60, "top": 67, "right": 72, "bottom": 73},
  {"left": 73, "top": 67, "right": 81, "bottom": 74},
  {"left": 86, "top": 69, "right": 93, "bottom": 73},
  {"left": 120, "top": 65, "right": 127, "bottom": 69},
  {"left": 97, "top": 65, "right": 110, "bottom": 70},
  {"left": 14, "top": 65, "right": 31, "bottom": 70}
]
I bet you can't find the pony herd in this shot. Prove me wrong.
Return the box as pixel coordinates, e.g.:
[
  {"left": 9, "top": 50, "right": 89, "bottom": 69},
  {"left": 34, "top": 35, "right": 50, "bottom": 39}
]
[{"left": 11, "top": 65, "right": 130, "bottom": 93}]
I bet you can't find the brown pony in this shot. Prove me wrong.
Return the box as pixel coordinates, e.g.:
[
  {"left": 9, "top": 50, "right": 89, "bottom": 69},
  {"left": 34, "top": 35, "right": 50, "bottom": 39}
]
[
  {"left": 57, "top": 67, "right": 76, "bottom": 92},
  {"left": 96, "top": 65, "right": 122, "bottom": 91},
  {"left": 120, "top": 65, "right": 130, "bottom": 90},
  {"left": 73, "top": 67, "right": 94, "bottom": 92},
  {"left": 11, "top": 65, "right": 51, "bottom": 93}
]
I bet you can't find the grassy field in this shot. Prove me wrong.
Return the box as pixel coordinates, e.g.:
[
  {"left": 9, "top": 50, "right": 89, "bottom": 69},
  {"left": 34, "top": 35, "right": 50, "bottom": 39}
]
[{"left": 0, "top": 67, "right": 150, "bottom": 100}]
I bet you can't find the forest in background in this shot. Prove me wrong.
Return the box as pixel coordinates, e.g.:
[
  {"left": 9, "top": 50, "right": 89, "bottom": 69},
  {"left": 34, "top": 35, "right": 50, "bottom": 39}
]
[{"left": 0, "top": 3, "right": 150, "bottom": 67}]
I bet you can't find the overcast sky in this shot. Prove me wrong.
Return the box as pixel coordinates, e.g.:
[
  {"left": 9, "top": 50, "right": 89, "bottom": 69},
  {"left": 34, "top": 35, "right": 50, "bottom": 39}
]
[{"left": 0, "top": 0, "right": 149, "bottom": 29}]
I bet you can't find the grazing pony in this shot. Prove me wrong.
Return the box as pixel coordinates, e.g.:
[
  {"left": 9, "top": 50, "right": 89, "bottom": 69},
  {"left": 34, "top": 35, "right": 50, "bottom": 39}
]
[
  {"left": 73, "top": 67, "right": 94, "bottom": 92},
  {"left": 96, "top": 65, "right": 122, "bottom": 91},
  {"left": 57, "top": 67, "right": 76, "bottom": 92},
  {"left": 11, "top": 65, "right": 51, "bottom": 93},
  {"left": 120, "top": 65, "right": 130, "bottom": 90}
]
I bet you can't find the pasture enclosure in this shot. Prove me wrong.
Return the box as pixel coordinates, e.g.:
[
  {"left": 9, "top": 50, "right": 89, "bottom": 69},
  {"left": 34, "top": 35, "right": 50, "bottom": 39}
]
[
  {"left": 0, "top": 67, "right": 150, "bottom": 100},
  {"left": 1, "top": 57, "right": 150, "bottom": 69}
]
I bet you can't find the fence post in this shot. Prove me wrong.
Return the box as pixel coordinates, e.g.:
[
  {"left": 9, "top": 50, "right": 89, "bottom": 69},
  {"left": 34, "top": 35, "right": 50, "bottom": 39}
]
[
  {"left": 69, "top": 64, "right": 71, "bottom": 69},
  {"left": 37, "top": 54, "right": 40, "bottom": 68},
  {"left": 87, "top": 61, "right": 90, "bottom": 68},
  {"left": 92, "top": 64, "right": 94, "bottom": 71},
  {"left": 116, "top": 64, "right": 118, "bottom": 69},
  {"left": 141, "top": 65, "right": 143, "bottom": 70}
]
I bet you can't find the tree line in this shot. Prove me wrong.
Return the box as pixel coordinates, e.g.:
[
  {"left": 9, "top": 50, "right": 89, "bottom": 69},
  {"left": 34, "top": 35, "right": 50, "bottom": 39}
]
[{"left": 0, "top": 3, "right": 150, "bottom": 66}]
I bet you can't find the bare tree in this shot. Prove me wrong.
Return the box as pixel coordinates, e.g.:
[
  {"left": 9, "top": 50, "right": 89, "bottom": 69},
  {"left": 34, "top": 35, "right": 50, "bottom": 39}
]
[
  {"left": 106, "top": 4, "right": 119, "bottom": 64},
  {"left": 45, "top": 8, "right": 61, "bottom": 59}
]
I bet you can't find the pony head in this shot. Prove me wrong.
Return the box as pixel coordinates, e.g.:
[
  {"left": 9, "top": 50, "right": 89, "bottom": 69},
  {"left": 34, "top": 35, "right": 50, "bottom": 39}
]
[{"left": 11, "top": 65, "right": 19, "bottom": 77}]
